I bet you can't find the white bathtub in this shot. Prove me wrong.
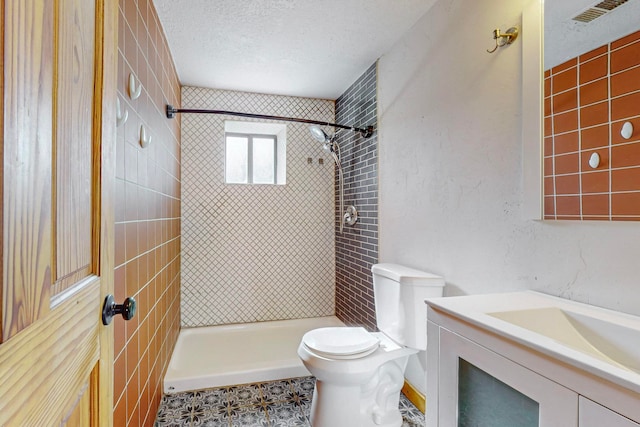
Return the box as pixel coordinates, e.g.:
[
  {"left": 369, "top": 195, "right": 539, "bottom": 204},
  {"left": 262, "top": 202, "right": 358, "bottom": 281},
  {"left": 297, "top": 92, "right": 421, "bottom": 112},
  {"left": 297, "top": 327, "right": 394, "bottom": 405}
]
[{"left": 164, "top": 316, "right": 345, "bottom": 393}]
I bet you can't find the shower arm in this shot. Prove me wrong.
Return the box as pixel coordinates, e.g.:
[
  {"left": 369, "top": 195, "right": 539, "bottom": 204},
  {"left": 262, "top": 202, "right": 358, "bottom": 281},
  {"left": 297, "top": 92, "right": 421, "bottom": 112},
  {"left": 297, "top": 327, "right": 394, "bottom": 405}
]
[{"left": 166, "top": 104, "right": 374, "bottom": 138}]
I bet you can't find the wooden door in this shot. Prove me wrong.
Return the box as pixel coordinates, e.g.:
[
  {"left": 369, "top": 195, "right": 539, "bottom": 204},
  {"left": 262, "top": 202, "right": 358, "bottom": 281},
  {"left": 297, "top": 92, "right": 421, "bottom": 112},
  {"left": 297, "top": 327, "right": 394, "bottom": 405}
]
[{"left": 0, "top": 0, "right": 117, "bottom": 425}]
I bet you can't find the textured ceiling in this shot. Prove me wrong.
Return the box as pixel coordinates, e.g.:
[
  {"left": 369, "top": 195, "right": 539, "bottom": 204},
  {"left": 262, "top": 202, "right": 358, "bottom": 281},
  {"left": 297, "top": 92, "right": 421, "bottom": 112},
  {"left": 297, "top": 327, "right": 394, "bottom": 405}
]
[{"left": 153, "top": 0, "right": 437, "bottom": 100}]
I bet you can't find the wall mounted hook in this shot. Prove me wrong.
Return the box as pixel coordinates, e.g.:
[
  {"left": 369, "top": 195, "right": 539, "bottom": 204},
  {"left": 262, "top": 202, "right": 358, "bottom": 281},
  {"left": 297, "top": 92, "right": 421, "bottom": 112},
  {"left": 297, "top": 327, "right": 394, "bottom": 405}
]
[
  {"left": 139, "top": 124, "right": 151, "bottom": 148},
  {"left": 116, "top": 97, "right": 128, "bottom": 127},
  {"left": 487, "top": 26, "right": 519, "bottom": 53},
  {"left": 128, "top": 73, "right": 142, "bottom": 100}
]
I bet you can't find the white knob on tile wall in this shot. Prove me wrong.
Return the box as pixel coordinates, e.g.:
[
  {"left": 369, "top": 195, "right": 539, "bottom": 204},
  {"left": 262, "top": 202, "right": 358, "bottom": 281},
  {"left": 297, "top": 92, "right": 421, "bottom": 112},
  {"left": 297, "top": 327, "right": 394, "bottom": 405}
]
[{"left": 621, "top": 122, "right": 633, "bottom": 140}]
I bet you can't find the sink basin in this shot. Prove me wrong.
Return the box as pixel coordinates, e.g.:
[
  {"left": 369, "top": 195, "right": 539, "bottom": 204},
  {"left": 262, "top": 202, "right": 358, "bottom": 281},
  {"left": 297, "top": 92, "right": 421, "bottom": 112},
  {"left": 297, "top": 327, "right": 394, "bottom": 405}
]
[
  {"left": 425, "top": 291, "right": 640, "bottom": 394},
  {"left": 489, "top": 307, "right": 640, "bottom": 374}
]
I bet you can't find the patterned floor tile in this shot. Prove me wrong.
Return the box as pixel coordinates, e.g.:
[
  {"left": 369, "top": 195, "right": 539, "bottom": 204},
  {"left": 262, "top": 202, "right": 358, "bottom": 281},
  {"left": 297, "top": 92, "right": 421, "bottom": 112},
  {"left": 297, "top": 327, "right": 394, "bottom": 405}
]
[
  {"left": 162, "top": 392, "right": 195, "bottom": 410},
  {"left": 399, "top": 394, "right": 425, "bottom": 426},
  {"left": 192, "top": 409, "right": 230, "bottom": 427},
  {"left": 155, "top": 376, "right": 425, "bottom": 427},
  {"left": 229, "top": 404, "right": 269, "bottom": 426},
  {"left": 265, "top": 400, "right": 308, "bottom": 426},
  {"left": 194, "top": 388, "right": 228, "bottom": 412},
  {"left": 289, "top": 376, "right": 315, "bottom": 399},
  {"left": 295, "top": 396, "right": 311, "bottom": 420},
  {"left": 228, "top": 384, "right": 262, "bottom": 408},
  {"left": 154, "top": 415, "right": 192, "bottom": 427},
  {"left": 260, "top": 380, "right": 296, "bottom": 403}
]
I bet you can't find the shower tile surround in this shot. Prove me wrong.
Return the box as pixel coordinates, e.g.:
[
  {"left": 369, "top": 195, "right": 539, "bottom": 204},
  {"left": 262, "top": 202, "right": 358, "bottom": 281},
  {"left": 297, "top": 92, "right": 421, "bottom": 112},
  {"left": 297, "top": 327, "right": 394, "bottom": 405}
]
[
  {"left": 544, "top": 30, "right": 640, "bottom": 220},
  {"left": 115, "top": 0, "right": 182, "bottom": 425},
  {"left": 154, "top": 376, "right": 425, "bottom": 427},
  {"left": 334, "top": 63, "right": 379, "bottom": 330},
  {"left": 180, "top": 87, "right": 336, "bottom": 326}
]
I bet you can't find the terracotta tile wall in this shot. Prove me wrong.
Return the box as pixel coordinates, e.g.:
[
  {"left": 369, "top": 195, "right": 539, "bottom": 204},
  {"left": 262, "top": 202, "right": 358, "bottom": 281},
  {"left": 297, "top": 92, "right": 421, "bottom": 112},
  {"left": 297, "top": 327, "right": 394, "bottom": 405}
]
[
  {"left": 114, "top": 0, "right": 181, "bottom": 425},
  {"left": 544, "top": 30, "right": 640, "bottom": 220},
  {"left": 334, "top": 63, "right": 379, "bottom": 330}
]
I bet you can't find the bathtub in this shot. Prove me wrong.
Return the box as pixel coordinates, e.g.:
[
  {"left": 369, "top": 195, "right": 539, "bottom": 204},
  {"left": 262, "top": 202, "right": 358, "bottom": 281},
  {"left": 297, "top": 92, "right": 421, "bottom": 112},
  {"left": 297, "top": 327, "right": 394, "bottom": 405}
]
[{"left": 164, "top": 316, "right": 345, "bottom": 393}]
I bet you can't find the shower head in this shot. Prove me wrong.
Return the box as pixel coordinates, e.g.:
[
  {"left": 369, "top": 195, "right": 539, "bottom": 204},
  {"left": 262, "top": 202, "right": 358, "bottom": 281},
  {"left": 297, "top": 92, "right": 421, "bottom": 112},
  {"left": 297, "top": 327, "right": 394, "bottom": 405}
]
[
  {"left": 309, "top": 125, "right": 331, "bottom": 144},
  {"left": 310, "top": 125, "right": 340, "bottom": 162}
]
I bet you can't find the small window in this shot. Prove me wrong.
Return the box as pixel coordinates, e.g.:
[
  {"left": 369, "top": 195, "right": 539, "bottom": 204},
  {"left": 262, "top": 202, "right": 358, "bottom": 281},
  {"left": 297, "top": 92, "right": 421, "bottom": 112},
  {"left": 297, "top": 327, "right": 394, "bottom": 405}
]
[
  {"left": 224, "top": 121, "right": 286, "bottom": 185},
  {"left": 225, "top": 133, "right": 277, "bottom": 184}
]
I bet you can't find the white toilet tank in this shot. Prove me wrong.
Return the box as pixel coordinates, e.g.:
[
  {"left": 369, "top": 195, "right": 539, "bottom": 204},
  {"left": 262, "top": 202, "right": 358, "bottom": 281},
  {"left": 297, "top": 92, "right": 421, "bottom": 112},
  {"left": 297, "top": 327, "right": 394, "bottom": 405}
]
[{"left": 372, "top": 263, "right": 444, "bottom": 350}]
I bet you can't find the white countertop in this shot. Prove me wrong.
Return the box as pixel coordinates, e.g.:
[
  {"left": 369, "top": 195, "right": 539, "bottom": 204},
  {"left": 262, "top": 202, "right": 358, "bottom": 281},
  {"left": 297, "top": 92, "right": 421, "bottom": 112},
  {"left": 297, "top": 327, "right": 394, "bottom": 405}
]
[{"left": 426, "top": 291, "right": 640, "bottom": 394}]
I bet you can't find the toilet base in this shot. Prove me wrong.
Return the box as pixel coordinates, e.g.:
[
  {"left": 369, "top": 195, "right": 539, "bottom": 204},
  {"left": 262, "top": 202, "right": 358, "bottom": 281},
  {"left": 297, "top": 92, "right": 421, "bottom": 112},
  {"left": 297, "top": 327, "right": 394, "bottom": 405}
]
[{"left": 308, "top": 358, "right": 407, "bottom": 427}]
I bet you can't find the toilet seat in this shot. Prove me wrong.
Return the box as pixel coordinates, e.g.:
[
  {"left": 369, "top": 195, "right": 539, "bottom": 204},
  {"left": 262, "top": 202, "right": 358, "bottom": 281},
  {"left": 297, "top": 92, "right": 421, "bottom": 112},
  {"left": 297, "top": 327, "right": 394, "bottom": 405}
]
[{"left": 302, "top": 327, "right": 379, "bottom": 359}]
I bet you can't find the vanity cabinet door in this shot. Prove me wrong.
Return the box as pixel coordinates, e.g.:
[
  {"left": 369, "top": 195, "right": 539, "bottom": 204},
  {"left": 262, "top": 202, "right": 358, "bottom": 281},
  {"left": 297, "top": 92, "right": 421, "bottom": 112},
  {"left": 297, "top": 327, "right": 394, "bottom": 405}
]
[
  {"left": 437, "top": 329, "right": 578, "bottom": 427},
  {"left": 579, "top": 397, "right": 640, "bottom": 427}
]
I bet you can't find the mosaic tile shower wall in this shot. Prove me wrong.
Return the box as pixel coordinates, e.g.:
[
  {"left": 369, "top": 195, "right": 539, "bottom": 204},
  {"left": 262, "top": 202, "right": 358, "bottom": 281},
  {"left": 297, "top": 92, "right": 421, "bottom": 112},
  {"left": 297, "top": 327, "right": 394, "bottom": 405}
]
[
  {"left": 180, "top": 87, "right": 336, "bottom": 327},
  {"left": 334, "top": 63, "right": 379, "bottom": 330}
]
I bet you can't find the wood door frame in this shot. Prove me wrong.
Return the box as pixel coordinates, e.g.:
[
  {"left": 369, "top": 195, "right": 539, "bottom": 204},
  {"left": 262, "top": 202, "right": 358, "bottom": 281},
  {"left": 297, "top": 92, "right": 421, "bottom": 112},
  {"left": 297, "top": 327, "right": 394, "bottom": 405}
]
[
  {"left": 0, "top": 0, "right": 4, "bottom": 337},
  {"left": 96, "top": 0, "right": 118, "bottom": 424}
]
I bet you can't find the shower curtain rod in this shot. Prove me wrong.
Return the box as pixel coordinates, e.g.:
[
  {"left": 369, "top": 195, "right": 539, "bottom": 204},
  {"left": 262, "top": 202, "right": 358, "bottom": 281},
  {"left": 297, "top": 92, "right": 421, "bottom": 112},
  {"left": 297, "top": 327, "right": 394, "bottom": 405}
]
[{"left": 165, "top": 104, "right": 374, "bottom": 138}]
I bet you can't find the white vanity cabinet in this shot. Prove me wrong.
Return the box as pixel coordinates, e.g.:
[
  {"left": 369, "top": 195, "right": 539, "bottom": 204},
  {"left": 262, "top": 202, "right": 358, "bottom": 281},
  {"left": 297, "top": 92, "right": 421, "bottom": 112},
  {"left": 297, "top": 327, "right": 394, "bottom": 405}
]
[
  {"left": 579, "top": 398, "right": 640, "bottom": 427},
  {"left": 426, "top": 292, "right": 640, "bottom": 427}
]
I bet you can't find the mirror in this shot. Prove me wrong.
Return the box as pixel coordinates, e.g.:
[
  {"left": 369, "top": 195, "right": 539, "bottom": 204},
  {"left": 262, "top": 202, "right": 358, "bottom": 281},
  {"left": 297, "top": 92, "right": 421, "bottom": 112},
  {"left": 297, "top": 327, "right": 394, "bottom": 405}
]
[{"left": 542, "top": 0, "right": 640, "bottom": 221}]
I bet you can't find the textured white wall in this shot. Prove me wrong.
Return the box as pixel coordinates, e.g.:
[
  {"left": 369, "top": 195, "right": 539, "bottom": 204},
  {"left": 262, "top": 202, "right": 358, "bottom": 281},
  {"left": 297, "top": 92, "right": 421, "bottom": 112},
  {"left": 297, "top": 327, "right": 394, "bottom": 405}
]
[{"left": 378, "top": 0, "right": 640, "bottom": 392}]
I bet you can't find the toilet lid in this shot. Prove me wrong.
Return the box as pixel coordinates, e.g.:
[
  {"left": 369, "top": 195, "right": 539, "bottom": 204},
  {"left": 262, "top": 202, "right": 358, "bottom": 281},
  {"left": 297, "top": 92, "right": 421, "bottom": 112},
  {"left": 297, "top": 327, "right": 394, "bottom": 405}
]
[{"left": 302, "top": 327, "right": 379, "bottom": 357}]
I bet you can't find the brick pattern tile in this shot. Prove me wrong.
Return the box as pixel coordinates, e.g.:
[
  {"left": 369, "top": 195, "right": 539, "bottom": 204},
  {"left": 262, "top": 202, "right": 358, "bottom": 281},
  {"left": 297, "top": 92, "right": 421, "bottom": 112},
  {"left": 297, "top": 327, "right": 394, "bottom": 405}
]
[{"left": 334, "top": 63, "right": 379, "bottom": 330}]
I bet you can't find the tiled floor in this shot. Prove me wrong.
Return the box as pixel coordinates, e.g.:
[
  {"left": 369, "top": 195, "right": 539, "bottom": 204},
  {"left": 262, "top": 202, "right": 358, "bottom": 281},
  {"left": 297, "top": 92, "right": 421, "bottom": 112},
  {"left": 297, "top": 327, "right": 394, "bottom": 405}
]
[{"left": 155, "top": 376, "right": 425, "bottom": 427}]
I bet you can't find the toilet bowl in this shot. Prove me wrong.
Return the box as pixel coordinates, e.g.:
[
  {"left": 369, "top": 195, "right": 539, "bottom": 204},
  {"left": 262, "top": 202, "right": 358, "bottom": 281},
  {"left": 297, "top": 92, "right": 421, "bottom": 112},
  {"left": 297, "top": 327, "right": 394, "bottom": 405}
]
[
  {"left": 297, "top": 263, "right": 445, "bottom": 427},
  {"left": 298, "top": 329, "right": 418, "bottom": 427}
]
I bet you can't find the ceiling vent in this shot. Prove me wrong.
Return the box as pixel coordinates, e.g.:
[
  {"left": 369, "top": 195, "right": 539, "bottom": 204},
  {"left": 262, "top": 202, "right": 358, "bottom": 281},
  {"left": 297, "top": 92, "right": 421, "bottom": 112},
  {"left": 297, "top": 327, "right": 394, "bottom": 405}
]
[{"left": 572, "top": 0, "right": 629, "bottom": 23}]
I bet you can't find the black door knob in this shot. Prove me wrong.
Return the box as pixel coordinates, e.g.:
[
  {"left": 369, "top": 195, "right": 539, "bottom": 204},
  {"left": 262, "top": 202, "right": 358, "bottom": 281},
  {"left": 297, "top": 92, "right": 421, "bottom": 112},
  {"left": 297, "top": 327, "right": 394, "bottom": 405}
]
[{"left": 102, "top": 294, "right": 137, "bottom": 325}]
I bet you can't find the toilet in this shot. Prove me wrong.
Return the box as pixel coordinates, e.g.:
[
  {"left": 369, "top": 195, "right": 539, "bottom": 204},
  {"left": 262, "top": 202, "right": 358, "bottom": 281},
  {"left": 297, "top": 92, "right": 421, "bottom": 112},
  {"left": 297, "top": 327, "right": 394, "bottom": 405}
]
[{"left": 297, "top": 263, "right": 445, "bottom": 427}]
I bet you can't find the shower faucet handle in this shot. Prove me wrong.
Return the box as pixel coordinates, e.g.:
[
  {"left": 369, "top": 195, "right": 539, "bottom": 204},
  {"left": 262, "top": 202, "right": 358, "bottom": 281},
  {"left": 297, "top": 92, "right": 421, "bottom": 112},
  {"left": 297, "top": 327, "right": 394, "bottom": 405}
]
[{"left": 344, "top": 205, "right": 358, "bottom": 226}]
